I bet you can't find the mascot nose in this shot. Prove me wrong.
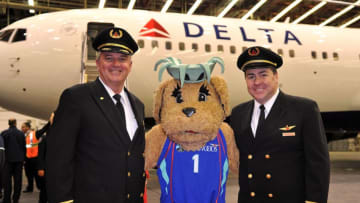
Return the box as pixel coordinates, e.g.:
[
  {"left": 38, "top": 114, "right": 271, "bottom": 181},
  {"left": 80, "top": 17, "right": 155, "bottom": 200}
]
[{"left": 183, "top": 107, "right": 196, "bottom": 117}]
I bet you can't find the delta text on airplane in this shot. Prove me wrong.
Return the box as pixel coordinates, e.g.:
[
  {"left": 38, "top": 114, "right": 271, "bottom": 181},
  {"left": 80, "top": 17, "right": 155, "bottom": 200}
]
[{"left": 0, "top": 8, "right": 359, "bottom": 141}]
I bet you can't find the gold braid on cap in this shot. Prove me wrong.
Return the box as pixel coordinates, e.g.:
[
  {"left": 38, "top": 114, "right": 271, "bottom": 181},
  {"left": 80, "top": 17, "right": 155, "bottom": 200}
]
[
  {"left": 97, "top": 43, "right": 133, "bottom": 54},
  {"left": 241, "top": 59, "right": 277, "bottom": 70}
]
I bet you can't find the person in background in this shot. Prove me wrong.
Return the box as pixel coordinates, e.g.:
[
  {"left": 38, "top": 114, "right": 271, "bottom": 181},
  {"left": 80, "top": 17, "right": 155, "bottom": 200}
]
[
  {"left": 22, "top": 120, "right": 51, "bottom": 194},
  {"left": 1, "top": 118, "right": 26, "bottom": 203},
  {"left": 46, "top": 27, "right": 146, "bottom": 203},
  {"left": 230, "top": 46, "right": 330, "bottom": 203},
  {"left": 21, "top": 122, "right": 40, "bottom": 193}
]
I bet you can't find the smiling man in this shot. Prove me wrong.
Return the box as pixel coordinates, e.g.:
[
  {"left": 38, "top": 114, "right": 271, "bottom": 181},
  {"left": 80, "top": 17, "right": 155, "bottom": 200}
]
[
  {"left": 46, "top": 27, "right": 146, "bottom": 203},
  {"left": 230, "top": 46, "right": 330, "bottom": 203}
]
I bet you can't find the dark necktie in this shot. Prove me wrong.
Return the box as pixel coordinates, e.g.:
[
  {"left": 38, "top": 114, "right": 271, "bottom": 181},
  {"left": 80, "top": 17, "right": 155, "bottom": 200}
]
[
  {"left": 256, "top": 105, "right": 265, "bottom": 134},
  {"left": 113, "top": 94, "right": 127, "bottom": 128}
]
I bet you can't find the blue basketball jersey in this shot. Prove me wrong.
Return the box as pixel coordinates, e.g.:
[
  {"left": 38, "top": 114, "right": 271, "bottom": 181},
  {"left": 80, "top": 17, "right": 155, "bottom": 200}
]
[{"left": 157, "top": 129, "right": 229, "bottom": 203}]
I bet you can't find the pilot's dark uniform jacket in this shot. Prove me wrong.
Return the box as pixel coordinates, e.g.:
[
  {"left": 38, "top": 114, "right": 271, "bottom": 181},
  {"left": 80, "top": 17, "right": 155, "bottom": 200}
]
[
  {"left": 230, "top": 46, "right": 330, "bottom": 203},
  {"left": 46, "top": 27, "right": 146, "bottom": 203},
  {"left": 37, "top": 122, "right": 51, "bottom": 203}
]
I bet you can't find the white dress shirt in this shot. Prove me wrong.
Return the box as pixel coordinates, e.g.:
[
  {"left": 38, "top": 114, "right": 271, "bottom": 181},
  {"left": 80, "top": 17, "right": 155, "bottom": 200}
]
[
  {"left": 99, "top": 78, "right": 138, "bottom": 140},
  {"left": 251, "top": 88, "right": 280, "bottom": 137}
]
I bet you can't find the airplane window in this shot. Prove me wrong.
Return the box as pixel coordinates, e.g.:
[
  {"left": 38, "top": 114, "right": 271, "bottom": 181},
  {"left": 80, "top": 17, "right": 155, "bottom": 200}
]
[
  {"left": 277, "top": 49, "right": 283, "bottom": 56},
  {"left": 289, "top": 49, "right": 295, "bottom": 58},
  {"left": 165, "top": 41, "right": 172, "bottom": 50},
  {"left": 311, "top": 51, "right": 317, "bottom": 59},
  {"left": 0, "top": 29, "right": 14, "bottom": 42},
  {"left": 205, "top": 44, "right": 211, "bottom": 52},
  {"left": 151, "top": 40, "right": 158, "bottom": 48},
  {"left": 192, "top": 43, "right": 198, "bottom": 52},
  {"left": 179, "top": 42, "right": 185, "bottom": 51},
  {"left": 217, "top": 45, "right": 224, "bottom": 52},
  {"left": 230, "top": 46, "right": 236, "bottom": 54},
  {"left": 333, "top": 52, "right": 339, "bottom": 61},
  {"left": 322, "top": 52, "right": 328, "bottom": 59},
  {"left": 242, "top": 47, "right": 247, "bottom": 52},
  {"left": 137, "top": 39, "right": 144, "bottom": 48},
  {"left": 12, "top": 29, "right": 27, "bottom": 42}
]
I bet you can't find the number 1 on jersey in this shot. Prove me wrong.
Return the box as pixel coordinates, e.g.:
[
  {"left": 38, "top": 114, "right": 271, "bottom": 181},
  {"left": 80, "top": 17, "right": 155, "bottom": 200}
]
[{"left": 192, "top": 154, "right": 199, "bottom": 173}]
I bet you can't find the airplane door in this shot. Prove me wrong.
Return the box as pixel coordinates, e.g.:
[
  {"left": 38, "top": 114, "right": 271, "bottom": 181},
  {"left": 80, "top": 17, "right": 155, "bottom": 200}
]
[
  {"left": 86, "top": 22, "right": 114, "bottom": 60},
  {"left": 82, "top": 22, "right": 114, "bottom": 83}
]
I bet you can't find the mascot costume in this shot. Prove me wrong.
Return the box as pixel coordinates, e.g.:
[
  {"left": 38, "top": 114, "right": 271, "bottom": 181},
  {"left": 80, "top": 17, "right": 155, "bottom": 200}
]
[{"left": 145, "top": 57, "right": 239, "bottom": 203}]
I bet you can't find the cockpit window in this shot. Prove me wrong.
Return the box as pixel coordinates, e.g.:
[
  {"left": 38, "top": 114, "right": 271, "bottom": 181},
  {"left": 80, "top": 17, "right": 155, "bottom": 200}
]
[
  {"left": 12, "top": 29, "right": 27, "bottom": 42},
  {"left": 0, "top": 29, "right": 14, "bottom": 42}
]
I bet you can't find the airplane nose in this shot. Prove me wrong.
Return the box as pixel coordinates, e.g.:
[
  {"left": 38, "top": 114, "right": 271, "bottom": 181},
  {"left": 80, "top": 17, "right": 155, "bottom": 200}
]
[{"left": 183, "top": 107, "right": 196, "bottom": 117}]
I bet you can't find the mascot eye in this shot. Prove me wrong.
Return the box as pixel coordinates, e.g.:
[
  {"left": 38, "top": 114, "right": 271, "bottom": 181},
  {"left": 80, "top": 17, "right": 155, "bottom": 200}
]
[
  {"left": 176, "top": 94, "right": 184, "bottom": 103},
  {"left": 198, "top": 93, "right": 207, "bottom": 102}
]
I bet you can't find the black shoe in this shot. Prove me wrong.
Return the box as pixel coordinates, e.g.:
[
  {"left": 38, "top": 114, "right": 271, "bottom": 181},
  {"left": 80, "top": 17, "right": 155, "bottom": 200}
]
[{"left": 23, "top": 189, "right": 33, "bottom": 193}]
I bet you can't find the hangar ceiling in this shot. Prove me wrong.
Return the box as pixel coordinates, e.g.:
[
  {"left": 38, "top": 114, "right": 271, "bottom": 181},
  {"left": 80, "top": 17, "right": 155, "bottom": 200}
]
[{"left": 0, "top": 0, "right": 359, "bottom": 29}]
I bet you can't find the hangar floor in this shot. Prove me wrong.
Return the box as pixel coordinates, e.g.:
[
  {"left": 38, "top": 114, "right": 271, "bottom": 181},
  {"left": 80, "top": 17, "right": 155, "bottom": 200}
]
[{"left": 16, "top": 152, "right": 360, "bottom": 203}]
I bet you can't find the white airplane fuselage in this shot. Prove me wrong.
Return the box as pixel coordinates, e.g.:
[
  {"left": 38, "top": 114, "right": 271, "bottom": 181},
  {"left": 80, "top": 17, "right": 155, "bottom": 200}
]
[{"left": 0, "top": 9, "right": 359, "bottom": 135}]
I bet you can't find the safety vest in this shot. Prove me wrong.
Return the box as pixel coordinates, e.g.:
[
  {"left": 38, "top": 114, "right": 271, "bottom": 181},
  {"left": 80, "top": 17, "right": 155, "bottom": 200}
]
[{"left": 25, "top": 130, "right": 38, "bottom": 158}]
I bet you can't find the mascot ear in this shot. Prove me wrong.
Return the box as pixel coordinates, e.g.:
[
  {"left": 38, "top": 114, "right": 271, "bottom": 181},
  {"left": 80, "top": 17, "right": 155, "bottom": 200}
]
[
  {"left": 210, "top": 76, "right": 230, "bottom": 117},
  {"left": 153, "top": 80, "right": 170, "bottom": 123}
]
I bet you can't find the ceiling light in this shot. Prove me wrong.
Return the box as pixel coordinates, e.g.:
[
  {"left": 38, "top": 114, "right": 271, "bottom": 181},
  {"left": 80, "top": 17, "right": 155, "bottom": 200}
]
[
  {"left": 241, "top": 0, "right": 267, "bottom": 20},
  {"left": 319, "top": 0, "right": 360, "bottom": 26},
  {"left": 292, "top": 1, "right": 327, "bottom": 24},
  {"left": 161, "top": 0, "right": 174, "bottom": 13},
  {"left": 218, "top": 0, "right": 239, "bottom": 18},
  {"left": 98, "top": 0, "right": 106, "bottom": 8},
  {"left": 187, "top": 0, "right": 202, "bottom": 15},
  {"left": 339, "top": 15, "right": 360, "bottom": 28},
  {"left": 28, "top": 0, "right": 35, "bottom": 13},
  {"left": 128, "top": 0, "right": 136, "bottom": 11},
  {"left": 270, "top": 0, "right": 302, "bottom": 23}
]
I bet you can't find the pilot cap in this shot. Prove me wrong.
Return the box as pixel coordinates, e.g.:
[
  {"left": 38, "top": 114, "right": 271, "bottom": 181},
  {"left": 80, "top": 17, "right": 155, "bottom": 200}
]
[
  {"left": 92, "top": 27, "right": 138, "bottom": 55},
  {"left": 237, "top": 46, "right": 283, "bottom": 72}
]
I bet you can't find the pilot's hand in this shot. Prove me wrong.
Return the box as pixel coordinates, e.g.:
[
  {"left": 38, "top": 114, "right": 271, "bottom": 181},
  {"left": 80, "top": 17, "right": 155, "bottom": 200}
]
[{"left": 38, "top": 169, "right": 45, "bottom": 177}]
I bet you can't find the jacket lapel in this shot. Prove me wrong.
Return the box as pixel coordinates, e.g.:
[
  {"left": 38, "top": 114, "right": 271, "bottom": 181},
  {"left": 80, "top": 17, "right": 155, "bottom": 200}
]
[
  {"left": 244, "top": 102, "right": 256, "bottom": 142},
  {"left": 89, "top": 78, "right": 131, "bottom": 144},
  {"left": 265, "top": 91, "right": 286, "bottom": 127}
]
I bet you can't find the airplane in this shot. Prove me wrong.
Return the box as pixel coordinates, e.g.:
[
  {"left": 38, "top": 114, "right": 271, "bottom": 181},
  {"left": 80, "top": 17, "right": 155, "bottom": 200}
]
[{"left": 0, "top": 8, "right": 359, "bottom": 142}]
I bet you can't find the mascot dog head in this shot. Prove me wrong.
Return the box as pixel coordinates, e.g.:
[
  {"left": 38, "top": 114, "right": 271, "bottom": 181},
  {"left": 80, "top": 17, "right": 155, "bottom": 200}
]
[{"left": 153, "top": 57, "right": 230, "bottom": 151}]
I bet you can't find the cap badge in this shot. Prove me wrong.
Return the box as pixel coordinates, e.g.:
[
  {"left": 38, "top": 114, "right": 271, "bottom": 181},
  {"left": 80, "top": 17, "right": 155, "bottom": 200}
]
[
  {"left": 248, "top": 47, "right": 260, "bottom": 56},
  {"left": 109, "top": 29, "right": 122, "bottom": 39}
]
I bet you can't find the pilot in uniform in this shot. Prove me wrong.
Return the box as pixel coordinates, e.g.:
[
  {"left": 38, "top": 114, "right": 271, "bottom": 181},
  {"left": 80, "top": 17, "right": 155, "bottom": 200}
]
[
  {"left": 230, "top": 46, "right": 330, "bottom": 203},
  {"left": 46, "top": 27, "right": 146, "bottom": 203}
]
